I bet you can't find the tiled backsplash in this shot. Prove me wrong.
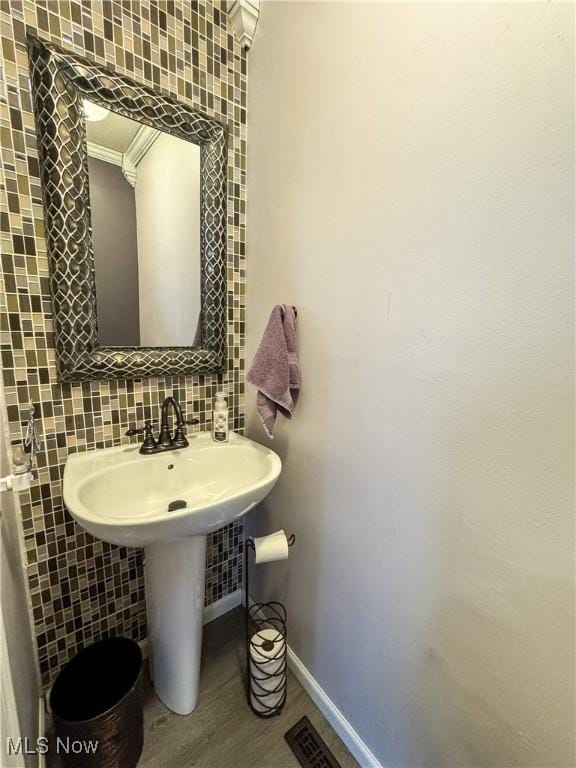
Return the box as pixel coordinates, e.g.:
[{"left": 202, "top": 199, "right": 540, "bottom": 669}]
[{"left": 0, "top": 0, "right": 246, "bottom": 688}]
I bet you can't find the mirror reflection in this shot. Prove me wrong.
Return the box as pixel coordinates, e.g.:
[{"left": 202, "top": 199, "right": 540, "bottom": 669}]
[{"left": 85, "top": 100, "right": 201, "bottom": 347}]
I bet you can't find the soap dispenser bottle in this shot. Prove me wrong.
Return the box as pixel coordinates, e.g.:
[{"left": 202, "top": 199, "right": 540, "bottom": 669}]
[{"left": 212, "top": 392, "right": 229, "bottom": 443}]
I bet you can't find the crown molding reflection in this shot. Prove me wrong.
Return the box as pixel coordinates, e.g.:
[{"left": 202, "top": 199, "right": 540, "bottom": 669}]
[
  {"left": 87, "top": 126, "right": 160, "bottom": 188},
  {"left": 87, "top": 141, "right": 123, "bottom": 167},
  {"left": 122, "top": 125, "right": 160, "bottom": 187}
]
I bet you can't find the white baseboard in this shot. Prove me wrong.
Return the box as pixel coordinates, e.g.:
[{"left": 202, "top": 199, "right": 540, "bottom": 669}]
[
  {"left": 203, "top": 589, "right": 242, "bottom": 625},
  {"left": 139, "top": 589, "right": 242, "bottom": 660},
  {"left": 287, "top": 646, "right": 383, "bottom": 768},
  {"left": 246, "top": 591, "right": 380, "bottom": 765},
  {"left": 38, "top": 696, "right": 46, "bottom": 768}
]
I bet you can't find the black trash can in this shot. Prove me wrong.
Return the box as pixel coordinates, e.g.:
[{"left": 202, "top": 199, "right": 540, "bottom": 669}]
[{"left": 49, "top": 637, "right": 144, "bottom": 768}]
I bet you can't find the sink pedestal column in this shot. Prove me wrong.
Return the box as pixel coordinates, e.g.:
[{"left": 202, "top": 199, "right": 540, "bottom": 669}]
[{"left": 144, "top": 535, "right": 207, "bottom": 715}]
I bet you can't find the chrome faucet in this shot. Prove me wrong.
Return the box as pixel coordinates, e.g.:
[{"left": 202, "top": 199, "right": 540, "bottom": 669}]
[{"left": 125, "top": 396, "right": 199, "bottom": 455}]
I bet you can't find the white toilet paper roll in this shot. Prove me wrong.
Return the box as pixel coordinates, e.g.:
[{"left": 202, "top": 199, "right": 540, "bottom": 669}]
[
  {"left": 253, "top": 530, "right": 289, "bottom": 564},
  {"left": 250, "top": 658, "right": 285, "bottom": 683},
  {"left": 250, "top": 686, "right": 285, "bottom": 713},
  {"left": 249, "top": 628, "right": 286, "bottom": 712},
  {"left": 250, "top": 627, "right": 285, "bottom": 677}
]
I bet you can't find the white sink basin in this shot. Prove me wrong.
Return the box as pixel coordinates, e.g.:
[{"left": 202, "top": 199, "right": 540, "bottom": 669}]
[
  {"left": 63, "top": 432, "right": 281, "bottom": 716},
  {"left": 64, "top": 432, "right": 281, "bottom": 547}
]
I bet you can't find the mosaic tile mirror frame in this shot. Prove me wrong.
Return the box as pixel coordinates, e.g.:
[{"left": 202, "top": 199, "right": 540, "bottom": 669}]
[{"left": 27, "top": 33, "right": 227, "bottom": 382}]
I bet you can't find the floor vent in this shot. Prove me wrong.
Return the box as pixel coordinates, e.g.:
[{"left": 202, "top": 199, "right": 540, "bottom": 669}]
[{"left": 285, "top": 715, "right": 342, "bottom": 768}]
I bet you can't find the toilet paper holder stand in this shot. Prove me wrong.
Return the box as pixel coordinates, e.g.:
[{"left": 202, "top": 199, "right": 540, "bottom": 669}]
[{"left": 244, "top": 533, "right": 295, "bottom": 718}]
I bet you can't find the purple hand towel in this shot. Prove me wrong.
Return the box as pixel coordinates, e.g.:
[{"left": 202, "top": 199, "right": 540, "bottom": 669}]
[{"left": 247, "top": 305, "right": 301, "bottom": 438}]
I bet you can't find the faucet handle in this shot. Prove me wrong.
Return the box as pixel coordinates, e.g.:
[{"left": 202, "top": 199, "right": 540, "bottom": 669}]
[
  {"left": 125, "top": 420, "right": 156, "bottom": 437},
  {"left": 141, "top": 421, "right": 157, "bottom": 452},
  {"left": 172, "top": 417, "right": 198, "bottom": 449},
  {"left": 126, "top": 421, "right": 158, "bottom": 454}
]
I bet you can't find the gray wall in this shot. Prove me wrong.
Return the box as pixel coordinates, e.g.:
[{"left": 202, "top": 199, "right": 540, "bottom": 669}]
[
  {"left": 246, "top": 3, "right": 575, "bottom": 767},
  {"left": 89, "top": 157, "right": 140, "bottom": 347}
]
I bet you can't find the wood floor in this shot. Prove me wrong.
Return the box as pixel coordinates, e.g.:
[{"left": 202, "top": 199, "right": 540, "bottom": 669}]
[{"left": 139, "top": 608, "right": 357, "bottom": 768}]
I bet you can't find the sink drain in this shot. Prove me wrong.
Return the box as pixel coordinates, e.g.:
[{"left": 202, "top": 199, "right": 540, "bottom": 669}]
[{"left": 167, "top": 500, "right": 187, "bottom": 512}]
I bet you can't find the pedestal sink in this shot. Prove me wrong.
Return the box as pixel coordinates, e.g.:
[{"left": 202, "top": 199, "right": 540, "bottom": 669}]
[{"left": 63, "top": 432, "right": 281, "bottom": 715}]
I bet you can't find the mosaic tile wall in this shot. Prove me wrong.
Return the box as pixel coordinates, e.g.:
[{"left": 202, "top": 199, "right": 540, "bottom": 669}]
[{"left": 0, "top": 0, "right": 247, "bottom": 688}]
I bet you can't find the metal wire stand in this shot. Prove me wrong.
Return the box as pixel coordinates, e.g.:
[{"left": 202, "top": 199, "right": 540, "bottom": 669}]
[{"left": 245, "top": 534, "right": 295, "bottom": 718}]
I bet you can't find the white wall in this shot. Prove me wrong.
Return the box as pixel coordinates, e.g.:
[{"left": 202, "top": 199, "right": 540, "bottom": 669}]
[
  {"left": 246, "top": 4, "right": 575, "bottom": 767},
  {"left": 136, "top": 133, "right": 201, "bottom": 346}
]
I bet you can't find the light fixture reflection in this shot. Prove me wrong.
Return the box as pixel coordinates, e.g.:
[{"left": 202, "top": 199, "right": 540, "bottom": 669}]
[{"left": 83, "top": 99, "right": 109, "bottom": 122}]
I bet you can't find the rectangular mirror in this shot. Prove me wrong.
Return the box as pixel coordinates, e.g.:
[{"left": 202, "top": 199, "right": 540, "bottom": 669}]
[
  {"left": 27, "top": 35, "right": 227, "bottom": 381},
  {"left": 85, "top": 103, "right": 202, "bottom": 348}
]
